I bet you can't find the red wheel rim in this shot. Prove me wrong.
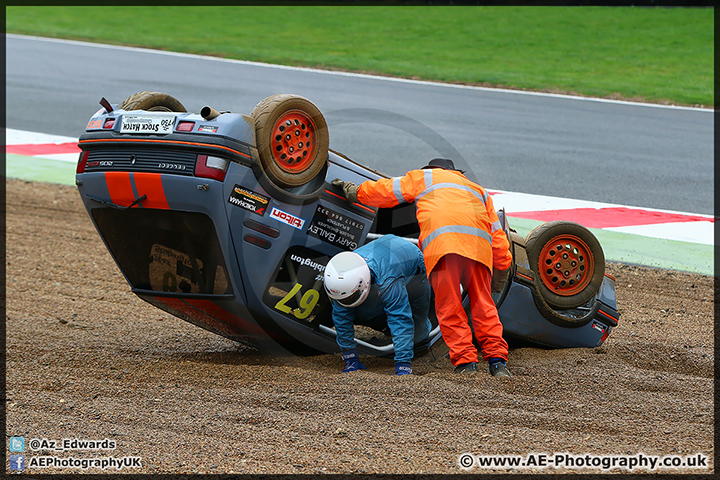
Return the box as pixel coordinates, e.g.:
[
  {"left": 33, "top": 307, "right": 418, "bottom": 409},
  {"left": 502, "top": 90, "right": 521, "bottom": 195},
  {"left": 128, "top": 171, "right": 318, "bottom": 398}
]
[
  {"left": 270, "top": 111, "right": 317, "bottom": 173},
  {"left": 538, "top": 234, "right": 594, "bottom": 296}
]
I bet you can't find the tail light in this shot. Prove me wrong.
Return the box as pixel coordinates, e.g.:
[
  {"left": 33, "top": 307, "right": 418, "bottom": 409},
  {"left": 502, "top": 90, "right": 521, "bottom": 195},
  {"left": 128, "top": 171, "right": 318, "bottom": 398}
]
[
  {"left": 195, "top": 154, "right": 229, "bottom": 182},
  {"left": 76, "top": 151, "right": 89, "bottom": 174},
  {"left": 103, "top": 118, "right": 115, "bottom": 129},
  {"left": 176, "top": 121, "right": 195, "bottom": 132}
]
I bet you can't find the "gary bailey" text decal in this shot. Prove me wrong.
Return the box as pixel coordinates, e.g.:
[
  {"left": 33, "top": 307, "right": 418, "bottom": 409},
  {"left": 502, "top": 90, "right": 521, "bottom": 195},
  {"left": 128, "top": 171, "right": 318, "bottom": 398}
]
[{"left": 270, "top": 207, "right": 305, "bottom": 230}]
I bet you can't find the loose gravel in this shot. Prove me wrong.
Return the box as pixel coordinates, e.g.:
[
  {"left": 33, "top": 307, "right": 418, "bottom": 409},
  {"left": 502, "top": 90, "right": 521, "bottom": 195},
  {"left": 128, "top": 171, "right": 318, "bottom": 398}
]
[{"left": 5, "top": 179, "right": 714, "bottom": 475}]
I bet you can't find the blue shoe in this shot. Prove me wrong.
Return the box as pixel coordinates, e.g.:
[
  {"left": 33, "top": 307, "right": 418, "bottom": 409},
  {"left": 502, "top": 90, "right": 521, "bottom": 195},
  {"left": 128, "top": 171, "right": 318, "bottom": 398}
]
[
  {"left": 395, "top": 362, "right": 412, "bottom": 376},
  {"left": 341, "top": 350, "right": 367, "bottom": 373}
]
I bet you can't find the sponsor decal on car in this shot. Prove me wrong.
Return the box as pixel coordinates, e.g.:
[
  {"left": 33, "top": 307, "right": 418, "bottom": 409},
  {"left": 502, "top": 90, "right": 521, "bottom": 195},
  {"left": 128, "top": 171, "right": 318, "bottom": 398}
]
[
  {"left": 87, "top": 161, "right": 114, "bottom": 167},
  {"left": 86, "top": 119, "right": 103, "bottom": 129},
  {"left": 289, "top": 254, "right": 326, "bottom": 274},
  {"left": 158, "top": 162, "right": 186, "bottom": 171},
  {"left": 120, "top": 113, "right": 175, "bottom": 134},
  {"left": 591, "top": 322, "right": 607, "bottom": 333},
  {"left": 307, "top": 204, "right": 365, "bottom": 250},
  {"left": 270, "top": 207, "right": 305, "bottom": 230},
  {"left": 228, "top": 185, "right": 270, "bottom": 216}
]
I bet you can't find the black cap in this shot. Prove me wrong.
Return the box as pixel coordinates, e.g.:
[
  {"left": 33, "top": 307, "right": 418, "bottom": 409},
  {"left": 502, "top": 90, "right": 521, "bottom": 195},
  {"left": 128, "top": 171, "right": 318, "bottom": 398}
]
[{"left": 421, "top": 158, "right": 465, "bottom": 173}]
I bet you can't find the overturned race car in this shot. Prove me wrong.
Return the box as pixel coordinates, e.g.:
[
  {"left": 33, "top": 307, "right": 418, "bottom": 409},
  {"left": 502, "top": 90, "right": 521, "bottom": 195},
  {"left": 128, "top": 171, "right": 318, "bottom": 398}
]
[{"left": 76, "top": 91, "right": 619, "bottom": 357}]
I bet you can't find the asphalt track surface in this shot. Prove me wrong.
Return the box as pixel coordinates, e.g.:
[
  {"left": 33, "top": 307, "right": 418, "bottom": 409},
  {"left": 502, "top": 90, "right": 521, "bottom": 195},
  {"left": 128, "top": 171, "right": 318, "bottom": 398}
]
[{"left": 5, "top": 34, "right": 714, "bottom": 215}]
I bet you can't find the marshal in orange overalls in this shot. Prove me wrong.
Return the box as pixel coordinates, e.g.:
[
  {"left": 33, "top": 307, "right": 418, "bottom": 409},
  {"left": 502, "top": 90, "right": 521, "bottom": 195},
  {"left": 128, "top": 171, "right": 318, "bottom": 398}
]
[{"left": 356, "top": 161, "right": 513, "bottom": 366}]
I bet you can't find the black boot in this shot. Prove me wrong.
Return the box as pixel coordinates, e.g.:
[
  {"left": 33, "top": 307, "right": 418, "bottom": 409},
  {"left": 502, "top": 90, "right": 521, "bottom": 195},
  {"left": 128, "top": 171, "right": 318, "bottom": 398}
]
[
  {"left": 453, "top": 362, "right": 478, "bottom": 374},
  {"left": 488, "top": 359, "right": 511, "bottom": 378}
]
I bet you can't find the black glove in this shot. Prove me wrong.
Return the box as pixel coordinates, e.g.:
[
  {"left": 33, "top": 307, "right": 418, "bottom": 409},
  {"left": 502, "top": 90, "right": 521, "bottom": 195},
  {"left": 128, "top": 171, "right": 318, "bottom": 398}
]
[
  {"left": 331, "top": 178, "right": 359, "bottom": 204},
  {"left": 491, "top": 267, "right": 510, "bottom": 293}
]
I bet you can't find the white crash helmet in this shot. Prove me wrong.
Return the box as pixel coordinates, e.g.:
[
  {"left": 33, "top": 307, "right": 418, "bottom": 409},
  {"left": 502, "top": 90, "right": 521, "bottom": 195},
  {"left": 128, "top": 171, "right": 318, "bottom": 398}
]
[{"left": 324, "top": 251, "right": 371, "bottom": 307}]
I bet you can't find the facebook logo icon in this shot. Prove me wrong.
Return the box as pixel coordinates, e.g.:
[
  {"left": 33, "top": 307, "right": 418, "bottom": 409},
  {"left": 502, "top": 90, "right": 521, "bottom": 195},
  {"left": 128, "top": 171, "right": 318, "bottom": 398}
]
[
  {"left": 9, "top": 436, "right": 25, "bottom": 452},
  {"left": 9, "top": 455, "right": 25, "bottom": 471}
]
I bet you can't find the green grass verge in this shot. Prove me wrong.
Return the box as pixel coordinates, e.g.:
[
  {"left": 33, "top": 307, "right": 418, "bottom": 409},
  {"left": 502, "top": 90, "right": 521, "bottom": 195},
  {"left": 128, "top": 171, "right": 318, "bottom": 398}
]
[
  {"left": 6, "top": 6, "right": 714, "bottom": 107},
  {"left": 6, "top": 154, "right": 77, "bottom": 186}
]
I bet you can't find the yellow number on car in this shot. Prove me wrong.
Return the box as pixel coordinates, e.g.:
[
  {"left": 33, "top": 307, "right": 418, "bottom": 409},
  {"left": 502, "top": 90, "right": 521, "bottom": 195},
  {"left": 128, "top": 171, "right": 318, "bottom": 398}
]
[
  {"left": 274, "top": 283, "right": 321, "bottom": 320},
  {"left": 294, "top": 288, "right": 320, "bottom": 320},
  {"left": 274, "top": 283, "right": 302, "bottom": 314}
]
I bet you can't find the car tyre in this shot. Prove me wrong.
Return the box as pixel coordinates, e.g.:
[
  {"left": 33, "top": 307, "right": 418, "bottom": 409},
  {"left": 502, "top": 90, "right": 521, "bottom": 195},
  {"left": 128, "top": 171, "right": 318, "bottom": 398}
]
[
  {"left": 525, "top": 221, "right": 605, "bottom": 309},
  {"left": 118, "top": 91, "right": 187, "bottom": 112},
  {"left": 251, "top": 94, "right": 329, "bottom": 188}
]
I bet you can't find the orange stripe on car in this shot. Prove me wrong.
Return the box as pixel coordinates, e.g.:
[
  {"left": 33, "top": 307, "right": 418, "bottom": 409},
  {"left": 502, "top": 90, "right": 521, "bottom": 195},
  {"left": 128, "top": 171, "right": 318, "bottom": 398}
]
[
  {"left": 600, "top": 329, "right": 611, "bottom": 343},
  {"left": 598, "top": 309, "right": 617, "bottom": 322},
  {"left": 79, "top": 138, "right": 252, "bottom": 158},
  {"left": 516, "top": 272, "right": 534, "bottom": 282},
  {"left": 324, "top": 189, "right": 376, "bottom": 213},
  {"left": 105, "top": 172, "right": 134, "bottom": 207},
  {"left": 133, "top": 173, "right": 170, "bottom": 210}
]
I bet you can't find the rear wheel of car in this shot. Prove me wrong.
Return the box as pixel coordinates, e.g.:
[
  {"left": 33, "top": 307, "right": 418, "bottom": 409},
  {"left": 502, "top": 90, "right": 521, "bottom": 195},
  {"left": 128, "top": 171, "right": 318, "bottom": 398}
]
[
  {"left": 251, "top": 94, "right": 329, "bottom": 188},
  {"left": 118, "top": 91, "right": 187, "bottom": 112},
  {"left": 525, "top": 221, "right": 605, "bottom": 309}
]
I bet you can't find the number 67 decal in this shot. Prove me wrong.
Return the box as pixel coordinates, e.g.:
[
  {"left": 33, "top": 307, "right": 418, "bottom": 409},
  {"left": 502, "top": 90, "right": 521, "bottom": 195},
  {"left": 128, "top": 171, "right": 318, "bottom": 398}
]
[{"left": 274, "top": 283, "right": 320, "bottom": 320}]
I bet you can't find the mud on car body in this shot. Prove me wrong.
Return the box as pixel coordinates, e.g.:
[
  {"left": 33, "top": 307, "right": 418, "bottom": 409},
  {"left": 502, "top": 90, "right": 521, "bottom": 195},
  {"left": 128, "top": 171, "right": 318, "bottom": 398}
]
[{"left": 76, "top": 91, "right": 619, "bottom": 357}]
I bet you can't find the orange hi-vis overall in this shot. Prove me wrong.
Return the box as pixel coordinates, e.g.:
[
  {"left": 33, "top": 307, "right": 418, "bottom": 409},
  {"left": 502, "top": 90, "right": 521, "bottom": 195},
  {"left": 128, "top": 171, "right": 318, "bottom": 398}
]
[{"left": 357, "top": 168, "right": 513, "bottom": 364}]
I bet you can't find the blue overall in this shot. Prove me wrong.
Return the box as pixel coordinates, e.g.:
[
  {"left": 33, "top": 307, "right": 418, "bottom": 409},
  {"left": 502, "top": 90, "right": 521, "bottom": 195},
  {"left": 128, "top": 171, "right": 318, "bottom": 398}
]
[{"left": 331, "top": 234, "right": 432, "bottom": 364}]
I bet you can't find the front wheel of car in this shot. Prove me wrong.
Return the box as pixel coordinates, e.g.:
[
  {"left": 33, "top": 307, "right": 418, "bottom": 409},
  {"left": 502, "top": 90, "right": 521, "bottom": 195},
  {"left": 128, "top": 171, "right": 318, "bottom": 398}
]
[
  {"left": 251, "top": 94, "right": 329, "bottom": 189},
  {"left": 525, "top": 221, "right": 605, "bottom": 309},
  {"left": 118, "top": 91, "right": 187, "bottom": 112}
]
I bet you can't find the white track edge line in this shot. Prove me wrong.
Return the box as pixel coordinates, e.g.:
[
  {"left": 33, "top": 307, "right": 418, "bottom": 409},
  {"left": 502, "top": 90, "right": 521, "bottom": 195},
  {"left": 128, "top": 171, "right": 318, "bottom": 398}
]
[{"left": 8, "top": 34, "right": 713, "bottom": 113}]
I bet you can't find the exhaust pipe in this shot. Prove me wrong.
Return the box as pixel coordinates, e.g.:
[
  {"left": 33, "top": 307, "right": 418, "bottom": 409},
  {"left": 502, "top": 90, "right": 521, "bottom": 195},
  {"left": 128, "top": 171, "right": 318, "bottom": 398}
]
[{"left": 201, "top": 106, "right": 222, "bottom": 120}]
